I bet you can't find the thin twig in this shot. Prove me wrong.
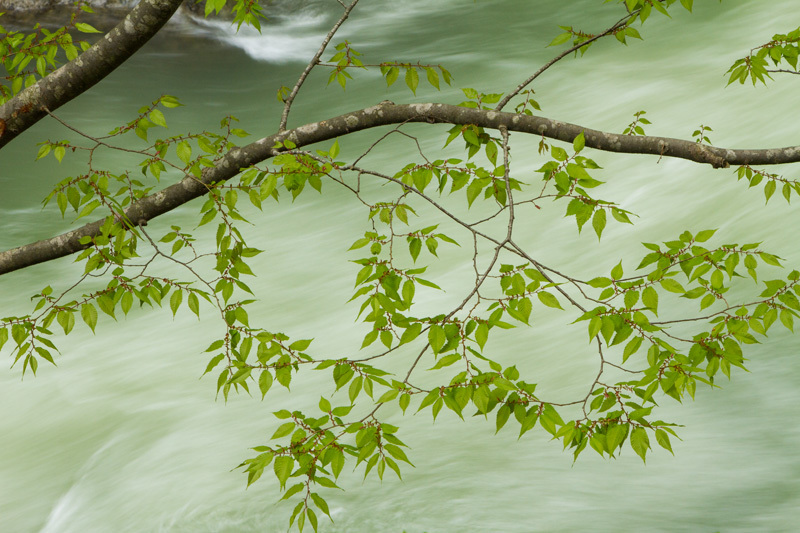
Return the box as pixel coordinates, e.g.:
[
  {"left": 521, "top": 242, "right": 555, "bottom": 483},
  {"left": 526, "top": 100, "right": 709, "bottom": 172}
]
[
  {"left": 495, "top": 10, "right": 637, "bottom": 112},
  {"left": 278, "top": 0, "right": 361, "bottom": 132}
]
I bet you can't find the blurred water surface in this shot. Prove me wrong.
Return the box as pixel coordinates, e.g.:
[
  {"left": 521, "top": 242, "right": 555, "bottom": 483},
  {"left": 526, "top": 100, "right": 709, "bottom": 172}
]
[{"left": 1, "top": 1, "right": 799, "bottom": 531}]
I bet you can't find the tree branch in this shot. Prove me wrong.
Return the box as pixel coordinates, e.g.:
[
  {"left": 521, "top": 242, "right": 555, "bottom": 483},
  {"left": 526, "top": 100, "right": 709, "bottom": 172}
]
[
  {"left": 278, "top": 0, "right": 361, "bottom": 132},
  {"left": 0, "top": 0, "right": 183, "bottom": 149},
  {"left": 495, "top": 10, "right": 636, "bottom": 112},
  {"left": 3, "top": 101, "right": 799, "bottom": 275}
]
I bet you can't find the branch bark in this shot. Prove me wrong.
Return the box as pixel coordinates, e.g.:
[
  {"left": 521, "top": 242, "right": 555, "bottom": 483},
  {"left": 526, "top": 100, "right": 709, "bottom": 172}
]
[
  {"left": 0, "top": 0, "right": 183, "bottom": 149},
  {"left": 2, "top": 101, "right": 799, "bottom": 275}
]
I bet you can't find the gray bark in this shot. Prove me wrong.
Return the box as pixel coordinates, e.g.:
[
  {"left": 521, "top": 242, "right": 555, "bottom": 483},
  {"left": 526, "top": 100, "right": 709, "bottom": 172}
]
[
  {"left": 0, "top": 0, "right": 183, "bottom": 149},
  {"left": 0, "top": 0, "right": 133, "bottom": 13}
]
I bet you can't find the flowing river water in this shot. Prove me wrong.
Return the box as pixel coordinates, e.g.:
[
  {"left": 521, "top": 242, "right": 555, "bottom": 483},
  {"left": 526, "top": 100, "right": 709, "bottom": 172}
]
[{"left": 1, "top": 1, "right": 799, "bottom": 531}]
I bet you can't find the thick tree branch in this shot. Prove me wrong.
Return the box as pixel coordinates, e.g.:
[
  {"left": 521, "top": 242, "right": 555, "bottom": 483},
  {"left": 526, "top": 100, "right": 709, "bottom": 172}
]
[
  {"left": 0, "top": 0, "right": 182, "bottom": 149},
  {"left": 2, "top": 101, "right": 799, "bottom": 275}
]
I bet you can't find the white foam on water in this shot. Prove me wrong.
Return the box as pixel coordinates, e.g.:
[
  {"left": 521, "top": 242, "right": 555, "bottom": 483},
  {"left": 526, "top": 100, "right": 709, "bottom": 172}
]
[
  {"left": 39, "top": 436, "right": 123, "bottom": 533},
  {"left": 180, "top": 0, "right": 467, "bottom": 64},
  {"left": 188, "top": 10, "right": 331, "bottom": 63}
]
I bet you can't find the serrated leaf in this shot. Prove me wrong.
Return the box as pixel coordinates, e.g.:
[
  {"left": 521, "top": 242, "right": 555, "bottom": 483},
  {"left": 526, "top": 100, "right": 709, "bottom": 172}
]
[
  {"left": 272, "top": 422, "right": 295, "bottom": 440},
  {"left": 694, "top": 229, "right": 716, "bottom": 242},
  {"left": 610, "top": 261, "right": 623, "bottom": 280},
  {"left": 259, "top": 371, "right": 273, "bottom": 399},
  {"left": 642, "top": 286, "right": 658, "bottom": 314},
  {"left": 548, "top": 32, "right": 572, "bottom": 47},
  {"left": 81, "top": 303, "right": 98, "bottom": 333},
  {"left": 660, "top": 278, "right": 685, "bottom": 294},
  {"left": 75, "top": 22, "right": 101, "bottom": 33},
  {"left": 573, "top": 131, "right": 585, "bottom": 152},
  {"left": 176, "top": 141, "right": 192, "bottom": 164},
  {"left": 405, "top": 67, "right": 419, "bottom": 95},
  {"left": 273, "top": 456, "right": 294, "bottom": 489},
  {"left": 592, "top": 209, "right": 606, "bottom": 240},
  {"left": 428, "top": 325, "right": 446, "bottom": 354},
  {"left": 169, "top": 289, "right": 182, "bottom": 317},
  {"left": 655, "top": 428, "right": 674, "bottom": 454},
  {"left": 622, "top": 337, "right": 642, "bottom": 363},
  {"left": 537, "top": 291, "right": 563, "bottom": 310},
  {"left": 630, "top": 427, "right": 650, "bottom": 462},
  {"left": 385, "top": 66, "right": 399, "bottom": 87},
  {"left": 605, "top": 423, "right": 627, "bottom": 454},
  {"left": 429, "top": 353, "right": 461, "bottom": 370}
]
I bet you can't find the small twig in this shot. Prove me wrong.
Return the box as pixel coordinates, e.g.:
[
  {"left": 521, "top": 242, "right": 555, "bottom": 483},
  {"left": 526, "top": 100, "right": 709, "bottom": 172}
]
[
  {"left": 765, "top": 69, "right": 800, "bottom": 75},
  {"left": 278, "top": 0, "right": 361, "bottom": 132},
  {"left": 499, "top": 126, "right": 514, "bottom": 240},
  {"left": 495, "top": 11, "right": 636, "bottom": 112}
]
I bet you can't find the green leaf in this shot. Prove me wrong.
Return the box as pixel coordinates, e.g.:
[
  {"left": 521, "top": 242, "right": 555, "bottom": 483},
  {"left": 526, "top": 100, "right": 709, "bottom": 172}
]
[
  {"left": 495, "top": 404, "right": 511, "bottom": 433},
  {"left": 329, "top": 139, "right": 340, "bottom": 159},
  {"left": 588, "top": 316, "right": 602, "bottom": 340},
  {"left": 428, "top": 325, "right": 446, "bottom": 354},
  {"left": 622, "top": 337, "right": 642, "bottom": 363},
  {"left": 551, "top": 146, "right": 568, "bottom": 162},
  {"left": 273, "top": 456, "right": 294, "bottom": 490},
  {"left": 405, "top": 67, "right": 419, "bottom": 94},
  {"left": 385, "top": 66, "right": 399, "bottom": 87},
  {"left": 149, "top": 109, "right": 167, "bottom": 128},
  {"left": 75, "top": 22, "right": 101, "bottom": 33},
  {"left": 429, "top": 353, "right": 461, "bottom": 370},
  {"left": 630, "top": 427, "right": 650, "bottom": 462},
  {"left": 415, "top": 277, "right": 441, "bottom": 290},
  {"left": 426, "top": 67, "right": 440, "bottom": 89},
  {"left": 660, "top": 278, "right": 685, "bottom": 294},
  {"left": 311, "top": 493, "right": 331, "bottom": 519},
  {"left": 475, "top": 323, "right": 489, "bottom": 350},
  {"left": 642, "top": 286, "right": 658, "bottom": 314},
  {"left": 573, "top": 131, "right": 585, "bottom": 152},
  {"left": 289, "top": 339, "right": 313, "bottom": 352},
  {"left": 694, "top": 229, "right": 716, "bottom": 242},
  {"left": 169, "top": 289, "right": 182, "bottom": 317},
  {"left": 655, "top": 429, "right": 674, "bottom": 455},
  {"left": 81, "top": 303, "right": 98, "bottom": 333},
  {"left": 281, "top": 482, "right": 305, "bottom": 501},
  {"left": 177, "top": 141, "right": 192, "bottom": 164},
  {"left": 57, "top": 310, "right": 75, "bottom": 335},
  {"left": 399, "top": 322, "right": 422, "bottom": 345},
  {"left": 537, "top": 291, "right": 563, "bottom": 310},
  {"left": 463, "top": 129, "right": 480, "bottom": 147},
  {"left": 160, "top": 95, "right": 182, "bottom": 108},
  {"left": 384, "top": 443, "right": 413, "bottom": 465},
  {"left": 780, "top": 309, "right": 794, "bottom": 331},
  {"left": 624, "top": 290, "right": 639, "bottom": 310},
  {"left": 188, "top": 292, "right": 200, "bottom": 318},
  {"left": 272, "top": 422, "right": 295, "bottom": 440},
  {"left": 760, "top": 252, "right": 782, "bottom": 267},
  {"left": 605, "top": 424, "right": 627, "bottom": 454},
  {"left": 592, "top": 209, "right": 606, "bottom": 240},
  {"left": 548, "top": 32, "right": 572, "bottom": 47},
  {"left": 610, "top": 261, "right": 623, "bottom": 280},
  {"left": 315, "top": 476, "right": 341, "bottom": 489},
  {"left": 259, "top": 371, "right": 273, "bottom": 399}
]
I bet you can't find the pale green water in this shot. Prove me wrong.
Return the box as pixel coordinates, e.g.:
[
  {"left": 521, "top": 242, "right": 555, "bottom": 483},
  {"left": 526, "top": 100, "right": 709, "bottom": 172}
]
[{"left": 1, "top": 1, "right": 800, "bottom": 531}]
